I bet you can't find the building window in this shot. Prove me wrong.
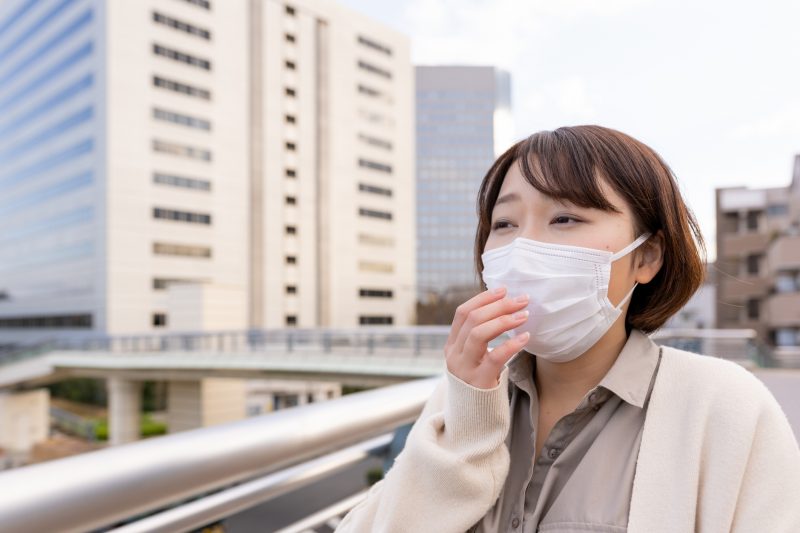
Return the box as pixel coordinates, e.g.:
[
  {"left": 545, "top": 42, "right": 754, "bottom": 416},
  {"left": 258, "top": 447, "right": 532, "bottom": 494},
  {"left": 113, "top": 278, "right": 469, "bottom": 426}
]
[
  {"left": 358, "top": 233, "right": 394, "bottom": 247},
  {"left": 358, "top": 260, "right": 393, "bottom": 273},
  {"left": 285, "top": 5, "right": 296, "bottom": 15},
  {"left": 285, "top": 33, "right": 295, "bottom": 43},
  {"left": 0, "top": 314, "right": 93, "bottom": 329},
  {"left": 153, "top": 242, "right": 212, "bottom": 258},
  {"left": 178, "top": 0, "right": 210, "bottom": 8},
  {"left": 153, "top": 44, "right": 211, "bottom": 70},
  {"left": 358, "top": 158, "right": 392, "bottom": 174},
  {"left": 286, "top": 315, "right": 297, "bottom": 326},
  {"left": 358, "top": 183, "right": 392, "bottom": 197},
  {"left": 285, "top": 195, "right": 297, "bottom": 205},
  {"left": 359, "top": 315, "right": 393, "bottom": 325},
  {"left": 357, "top": 35, "right": 392, "bottom": 56},
  {"left": 357, "top": 60, "right": 391, "bottom": 79},
  {"left": 359, "top": 288, "right": 393, "bottom": 298},
  {"left": 746, "top": 298, "right": 760, "bottom": 320},
  {"left": 154, "top": 207, "right": 212, "bottom": 225},
  {"left": 153, "top": 76, "right": 211, "bottom": 100},
  {"left": 285, "top": 114, "right": 296, "bottom": 124},
  {"left": 285, "top": 87, "right": 296, "bottom": 97},
  {"left": 285, "top": 60, "right": 296, "bottom": 70},
  {"left": 746, "top": 210, "right": 760, "bottom": 231},
  {"left": 286, "top": 255, "right": 297, "bottom": 264},
  {"left": 358, "top": 133, "right": 392, "bottom": 150},
  {"left": 153, "top": 172, "right": 211, "bottom": 191},
  {"left": 286, "top": 285, "right": 297, "bottom": 294},
  {"left": 359, "top": 207, "right": 392, "bottom": 220},
  {"left": 285, "top": 225, "right": 297, "bottom": 235},
  {"left": 153, "top": 313, "right": 168, "bottom": 327},
  {"left": 153, "top": 140, "right": 212, "bottom": 161},
  {"left": 286, "top": 168, "right": 297, "bottom": 178},
  {"left": 358, "top": 84, "right": 381, "bottom": 98},
  {"left": 746, "top": 254, "right": 760, "bottom": 275},
  {"left": 153, "top": 108, "right": 211, "bottom": 131},
  {"left": 153, "top": 278, "right": 203, "bottom": 290},
  {"left": 285, "top": 141, "right": 296, "bottom": 151},
  {"left": 153, "top": 11, "right": 211, "bottom": 40},
  {"left": 721, "top": 211, "right": 738, "bottom": 234}
]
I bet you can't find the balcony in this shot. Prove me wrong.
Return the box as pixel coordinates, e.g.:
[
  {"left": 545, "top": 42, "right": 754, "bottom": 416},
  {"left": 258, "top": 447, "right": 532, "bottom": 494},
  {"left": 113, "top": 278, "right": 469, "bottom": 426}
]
[
  {"left": 765, "top": 293, "right": 800, "bottom": 328},
  {"left": 720, "top": 232, "right": 769, "bottom": 258},
  {"left": 718, "top": 275, "right": 771, "bottom": 302},
  {"left": 767, "top": 235, "right": 800, "bottom": 272}
]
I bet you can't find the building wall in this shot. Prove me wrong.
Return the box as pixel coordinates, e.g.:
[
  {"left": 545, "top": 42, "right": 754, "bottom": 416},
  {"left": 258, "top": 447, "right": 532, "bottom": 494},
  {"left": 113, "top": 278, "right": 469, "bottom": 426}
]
[
  {"left": 716, "top": 157, "right": 800, "bottom": 347},
  {"left": 104, "top": 0, "right": 250, "bottom": 334},
  {"left": 251, "top": 0, "right": 415, "bottom": 328},
  {"left": 0, "top": 0, "right": 105, "bottom": 344},
  {"left": 415, "top": 66, "right": 512, "bottom": 305}
]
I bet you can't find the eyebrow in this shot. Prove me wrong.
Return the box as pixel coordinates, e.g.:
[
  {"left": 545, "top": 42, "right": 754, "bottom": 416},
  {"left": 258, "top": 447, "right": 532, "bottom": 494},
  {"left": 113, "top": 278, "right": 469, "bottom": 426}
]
[{"left": 495, "top": 192, "right": 520, "bottom": 206}]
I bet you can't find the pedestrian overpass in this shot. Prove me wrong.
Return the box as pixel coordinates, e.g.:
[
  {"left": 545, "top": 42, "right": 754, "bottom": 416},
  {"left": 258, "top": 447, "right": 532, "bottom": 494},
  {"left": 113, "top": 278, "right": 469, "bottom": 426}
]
[{"left": 0, "top": 328, "right": 797, "bottom": 532}]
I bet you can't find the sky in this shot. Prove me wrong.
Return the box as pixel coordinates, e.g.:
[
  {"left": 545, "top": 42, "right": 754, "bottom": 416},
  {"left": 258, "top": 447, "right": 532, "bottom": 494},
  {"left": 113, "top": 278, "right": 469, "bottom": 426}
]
[{"left": 338, "top": 0, "right": 800, "bottom": 262}]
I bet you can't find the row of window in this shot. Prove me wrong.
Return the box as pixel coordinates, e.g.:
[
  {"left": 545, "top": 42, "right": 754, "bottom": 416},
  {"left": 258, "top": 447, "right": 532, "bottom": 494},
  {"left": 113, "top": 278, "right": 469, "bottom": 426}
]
[
  {"left": 153, "top": 75, "right": 211, "bottom": 100},
  {"left": 358, "top": 183, "right": 392, "bottom": 196},
  {"left": 359, "top": 289, "right": 393, "bottom": 298},
  {"left": 153, "top": 43, "right": 211, "bottom": 70},
  {"left": 0, "top": 314, "right": 92, "bottom": 329},
  {"left": 179, "top": 0, "right": 210, "bottom": 9},
  {"left": 357, "top": 35, "right": 392, "bottom": 56},
  {"left": 358, "top": 60, "right": 391, "bottom": 79},
  {"left": 153, "top": 172, "right": 211, "bottom": 191},
  {"left": 358, "top": 233, "right": 394, "bottom": 247},
  {"left": 153, "top": 139, "right": 212, "bottom": 161},
  {"left": 153, "top": 278, "right": 205, "bottom": 290},
  {"left": 153, "top": 108, "right": 211, "bottom": 131},
  {"left": 154, "top": 207, "right": 212, "bottom": 225},
  {"left": 359, "top": 158, "right": 392, "bottom": 174},
  {"left": 358, "top": 133, "right": 392, "bottom": 151},
  {"left": 360, "top": 315, "right": 393, "bottom": 325},
  {"left": 153, "top": 11, "right": 211, "bottom": 39},
  {"left": 359, "top": 207, "right": 392, "bottom": 220},
  {"left": 153, "top": 242, "right": 212, "bottom": 258}
]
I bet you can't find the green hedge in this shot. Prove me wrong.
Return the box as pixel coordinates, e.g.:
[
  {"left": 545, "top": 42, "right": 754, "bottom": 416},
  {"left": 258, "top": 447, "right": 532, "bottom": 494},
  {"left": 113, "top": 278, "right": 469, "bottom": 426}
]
[{"left": 94, "top": 413, "right": 167, "bottom": 441}]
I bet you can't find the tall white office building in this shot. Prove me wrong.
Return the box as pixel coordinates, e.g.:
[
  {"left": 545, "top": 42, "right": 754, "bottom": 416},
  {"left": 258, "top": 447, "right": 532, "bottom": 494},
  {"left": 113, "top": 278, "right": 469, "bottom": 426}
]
[
  {"left": 0, "top": 0, "right": 415, "bottom": 346},
  {"left": 415, "top": 66, "right": 512, "bottom": 305}
]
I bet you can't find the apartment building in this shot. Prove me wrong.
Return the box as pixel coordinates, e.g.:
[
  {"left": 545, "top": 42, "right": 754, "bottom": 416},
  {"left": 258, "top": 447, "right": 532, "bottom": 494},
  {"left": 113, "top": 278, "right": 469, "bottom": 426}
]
[
  {"left": 0, "top": 0, "right": 414, "bottom": 345},
  {"left": 715, "top": 155, "right": 800, "bottom": 349},
  {"left": 415, "top": 66, "right": 512, "bottom": 306}
]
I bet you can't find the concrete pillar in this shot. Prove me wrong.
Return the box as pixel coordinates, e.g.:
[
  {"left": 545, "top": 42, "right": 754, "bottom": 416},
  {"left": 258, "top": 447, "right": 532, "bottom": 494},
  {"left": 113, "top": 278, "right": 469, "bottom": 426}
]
[
  {"left": 167, "top": 378, "right": 246, "bottom": 433},
  {"left": 0, "top": 389, "right": 49, "bottom": 454},
  {"left": 107, "top": 377, "right": 142, "bottom": 446}
]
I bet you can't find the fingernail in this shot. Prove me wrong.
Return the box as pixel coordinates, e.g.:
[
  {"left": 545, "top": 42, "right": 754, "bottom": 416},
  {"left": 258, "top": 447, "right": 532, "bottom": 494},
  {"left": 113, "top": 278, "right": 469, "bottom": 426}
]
[
  {"left": 492, "top": 286, "right": 506, "bottom": 294},
  {"left": 512, "top": 310, "right": 529, "bottom": 320},
  {"left": 514, "top": 294, "right": 529, "bottom": 303},
  {"left": 515, "top": 332, "right": 530, "bottom": 342}
]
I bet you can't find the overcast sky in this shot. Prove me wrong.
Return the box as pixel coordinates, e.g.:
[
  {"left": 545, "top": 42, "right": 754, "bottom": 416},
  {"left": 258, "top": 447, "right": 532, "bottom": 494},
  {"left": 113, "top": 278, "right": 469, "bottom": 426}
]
[{"left": 339, "top": 0, "right": 800, "bottom": 261}]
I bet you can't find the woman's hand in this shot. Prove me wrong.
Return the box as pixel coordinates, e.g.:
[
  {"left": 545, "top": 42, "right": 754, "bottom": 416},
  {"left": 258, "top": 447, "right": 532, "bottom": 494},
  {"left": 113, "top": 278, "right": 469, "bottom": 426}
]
[{"left": 444, "top": 286, "right": 531, "bottom": 389}]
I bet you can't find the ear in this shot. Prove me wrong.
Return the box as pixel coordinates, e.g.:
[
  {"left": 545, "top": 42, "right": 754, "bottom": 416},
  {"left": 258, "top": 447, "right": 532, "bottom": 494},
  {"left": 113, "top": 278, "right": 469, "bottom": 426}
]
[{"left": 635, "top": 230, "right": 664, "bottom": 284}]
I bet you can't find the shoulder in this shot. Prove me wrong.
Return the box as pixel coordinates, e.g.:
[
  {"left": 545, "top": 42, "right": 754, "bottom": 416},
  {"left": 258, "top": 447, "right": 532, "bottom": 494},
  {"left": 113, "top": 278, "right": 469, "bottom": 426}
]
[{"left": 656, "top": 345, "right": 783, "bottom": 420}]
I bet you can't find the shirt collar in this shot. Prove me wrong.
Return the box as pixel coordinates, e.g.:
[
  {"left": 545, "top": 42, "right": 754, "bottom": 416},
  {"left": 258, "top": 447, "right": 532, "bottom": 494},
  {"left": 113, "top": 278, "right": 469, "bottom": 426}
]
[{"left": 504, "top": 329, "right": 661, "bottom": 409}]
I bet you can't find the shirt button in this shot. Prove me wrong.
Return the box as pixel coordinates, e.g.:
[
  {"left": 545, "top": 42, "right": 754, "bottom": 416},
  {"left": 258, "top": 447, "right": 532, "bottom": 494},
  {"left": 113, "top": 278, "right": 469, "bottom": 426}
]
[
  {"left": 548, "top": 447, "right": 561, "bottom": 459},
  {"left": 588, "top": 391, "right": 598, "bottom": 403},
  {"left": 511, "top": 517, "right": 520, "bottom": 528}
]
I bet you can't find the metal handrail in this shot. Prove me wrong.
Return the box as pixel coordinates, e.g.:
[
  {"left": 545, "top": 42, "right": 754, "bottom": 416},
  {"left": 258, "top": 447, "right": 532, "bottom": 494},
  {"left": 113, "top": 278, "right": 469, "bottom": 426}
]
[
  {"left": 111, "top": 434, "right": 393, "bottom": 533},
  {"left": 0, "top": 375, "right": 440, "bottom": 533}
]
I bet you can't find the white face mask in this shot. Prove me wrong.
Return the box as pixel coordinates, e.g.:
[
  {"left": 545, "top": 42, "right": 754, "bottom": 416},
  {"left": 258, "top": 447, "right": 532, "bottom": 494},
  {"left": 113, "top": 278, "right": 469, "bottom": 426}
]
[{"left": 481, "top": 233, "right": 651, "bottom": 363}]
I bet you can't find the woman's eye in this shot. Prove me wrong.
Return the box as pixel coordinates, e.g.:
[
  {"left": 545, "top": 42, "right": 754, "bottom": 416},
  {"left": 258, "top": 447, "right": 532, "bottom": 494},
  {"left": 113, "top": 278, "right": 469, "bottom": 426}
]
[
  {"left": 491, "top": 220, "right": 513, "bottom": 230},
  {"left": 551, "top": 215, "right": 580, "bottom": 225}
]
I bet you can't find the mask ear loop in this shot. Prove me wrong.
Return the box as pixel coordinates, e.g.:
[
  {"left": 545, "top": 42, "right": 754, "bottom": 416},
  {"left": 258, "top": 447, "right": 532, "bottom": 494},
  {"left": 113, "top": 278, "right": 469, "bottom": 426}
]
[{"left": 610, "top": 232, "right": 652, "bottom": 262}]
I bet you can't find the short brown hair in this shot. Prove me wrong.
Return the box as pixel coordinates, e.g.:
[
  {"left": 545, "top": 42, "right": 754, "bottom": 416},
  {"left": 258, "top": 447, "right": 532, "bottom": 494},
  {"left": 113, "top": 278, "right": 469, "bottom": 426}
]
[{"left": 474, "top": 125, "right": 706, "bottom": 333}]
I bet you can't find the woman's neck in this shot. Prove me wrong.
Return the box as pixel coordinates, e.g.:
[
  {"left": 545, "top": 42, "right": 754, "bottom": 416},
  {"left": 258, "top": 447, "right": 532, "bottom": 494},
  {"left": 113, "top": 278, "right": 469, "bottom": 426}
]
[{"left": 533, "top": 322, "right": 629, "bottom": 408}]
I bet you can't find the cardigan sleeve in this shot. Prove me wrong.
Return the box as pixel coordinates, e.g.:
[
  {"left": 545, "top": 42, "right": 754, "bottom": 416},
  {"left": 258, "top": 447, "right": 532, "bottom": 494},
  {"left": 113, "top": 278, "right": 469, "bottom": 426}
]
[
  {"left": 335, "top": 366, "right": 512, "bottom": 533},
  {"left": 730, "top": 381, "right": 800, "bottom": 532}
]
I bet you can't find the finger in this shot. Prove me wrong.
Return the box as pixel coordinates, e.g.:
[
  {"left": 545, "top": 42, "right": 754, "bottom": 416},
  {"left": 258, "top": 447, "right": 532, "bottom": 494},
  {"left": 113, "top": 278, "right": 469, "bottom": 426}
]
[
  {"left": 454, "top": 292, "right": 529, "bottom": 353},
  {"left": 446, "top": 287, "right": 507, "bottom": 348},
  {"left": 484, "top": 331, "right": 530, "bottom": 369},
  {"left": 461, "top": 309, "right": 529, "bottom": 363}
]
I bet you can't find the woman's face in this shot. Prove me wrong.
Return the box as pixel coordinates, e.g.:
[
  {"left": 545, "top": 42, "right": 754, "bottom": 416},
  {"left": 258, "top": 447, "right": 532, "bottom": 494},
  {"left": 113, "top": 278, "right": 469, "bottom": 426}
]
[{"left": 484, "top": 159, "right": 647, "bottom": 308}]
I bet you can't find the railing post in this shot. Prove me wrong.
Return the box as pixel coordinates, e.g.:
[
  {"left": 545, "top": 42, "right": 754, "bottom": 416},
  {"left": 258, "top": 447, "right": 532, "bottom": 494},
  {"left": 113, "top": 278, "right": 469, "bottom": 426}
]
[
  {"left": 287, "top": 331, "right": 294, "bottom": 353},
  {"left": 323, "top": 332, "right": 331, "bottom": 353},
  {"left": 368, "top": 333, "right": 375, "bottom": 354}
]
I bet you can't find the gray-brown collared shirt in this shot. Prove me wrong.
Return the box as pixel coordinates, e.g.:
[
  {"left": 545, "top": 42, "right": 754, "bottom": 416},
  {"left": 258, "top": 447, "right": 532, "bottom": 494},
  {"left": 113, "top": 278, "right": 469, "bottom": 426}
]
[{"left": 472, "top": 329, "right": 662, "bottom": 533}]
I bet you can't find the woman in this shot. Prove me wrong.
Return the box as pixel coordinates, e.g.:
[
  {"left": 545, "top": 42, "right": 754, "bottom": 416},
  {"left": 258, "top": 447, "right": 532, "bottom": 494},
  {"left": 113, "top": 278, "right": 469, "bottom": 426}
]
[{"left": 336, "top": 126, "right": 800, "bottom": 532}]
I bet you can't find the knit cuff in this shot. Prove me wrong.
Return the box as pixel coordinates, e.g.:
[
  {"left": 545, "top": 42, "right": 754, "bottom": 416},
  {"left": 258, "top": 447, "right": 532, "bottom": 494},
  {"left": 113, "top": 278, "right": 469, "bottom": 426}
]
[{"left": 442, "top": 366, "right": 511, "bottom": 456}]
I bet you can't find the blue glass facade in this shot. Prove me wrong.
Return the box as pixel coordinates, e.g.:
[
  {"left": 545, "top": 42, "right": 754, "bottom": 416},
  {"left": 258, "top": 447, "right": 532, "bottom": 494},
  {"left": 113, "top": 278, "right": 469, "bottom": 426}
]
[
  {"left": 415, "top": 66, "right": 512, "bottom": 303},
  {"left": 0, "top": 0, "right": 99, "bottom": 332}
]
